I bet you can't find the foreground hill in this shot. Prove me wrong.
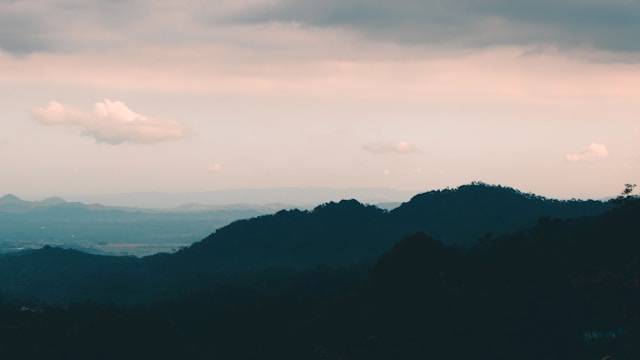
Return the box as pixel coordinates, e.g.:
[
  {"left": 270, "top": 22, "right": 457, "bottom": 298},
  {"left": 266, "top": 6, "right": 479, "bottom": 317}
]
[{"left": 0, "top": 183, "right": 612, "bottom": 303}]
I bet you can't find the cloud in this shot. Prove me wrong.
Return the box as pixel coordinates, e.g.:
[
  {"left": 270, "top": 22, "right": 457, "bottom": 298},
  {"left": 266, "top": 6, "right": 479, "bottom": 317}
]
[
  {"left": 235, "top": 0, "right": 640, "bottom": 56},
  {"left": 363, "top": 141, "right": 420, "bottom": 155},
  {"left": 3, "top": 0, "right": 640, "bottom": 58},
  {"left": 32, "top": 99, "right": 187, "bottom": 145},
  {"left": 566, "top": 142, "right": 609, "bottom": 162},
  {"left": 208, "top": 162, "right": 224, "bottom": 173},
  {"left": 0, "top": 0, "right": 154, "bottom": 55},
  {"left": 0, "top": 1, "right": 273, "bottom": 55},
  {"left": 0, "top": 9, "right": 51, "bottom": 54}
]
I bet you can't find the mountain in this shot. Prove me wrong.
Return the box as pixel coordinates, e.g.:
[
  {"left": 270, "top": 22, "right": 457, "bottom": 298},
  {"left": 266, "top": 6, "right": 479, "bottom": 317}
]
[
  {"left": 0, "top": 194, "right": 36, "bottom": 212},
  {"left": 388, "top": 183, "right": 608, "bottom": 246},
  {"left": 0, "top": 183, "right": 614, "bottom": 303},
  {"left": 167, "top": 183, "right": 610, "bottom": 272},
  {"left": 172, "top": 200, "right": 392, "bottom": 272}
]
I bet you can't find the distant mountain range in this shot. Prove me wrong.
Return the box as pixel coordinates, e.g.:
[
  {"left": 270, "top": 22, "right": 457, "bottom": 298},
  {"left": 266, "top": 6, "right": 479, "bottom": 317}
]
[
  {"left": 0, "top": 183, "right": 614, "bottom": 303},
  {"left": 0, "top": 194, "right": 102, "bottom": 213},
  {"left": 64, "top": 187, "right": 417, "bottom": 209},
  {"left": 0, "top": 194, "right": 280, "bottom": 255}
]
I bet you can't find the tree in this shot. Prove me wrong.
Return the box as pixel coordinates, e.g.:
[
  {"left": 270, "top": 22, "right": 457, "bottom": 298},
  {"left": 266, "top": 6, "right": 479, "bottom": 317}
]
[
  {"left": 622, "top": 184, "right": 637, "bottom": 197},
  {"left": 614, "top": 184, "right": 637, "bottom": 205}
]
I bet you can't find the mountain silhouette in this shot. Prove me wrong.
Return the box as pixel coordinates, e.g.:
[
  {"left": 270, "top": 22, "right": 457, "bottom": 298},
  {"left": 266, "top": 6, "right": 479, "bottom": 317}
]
[
  {"left": 388, "top": 183, "right": 608, "bottom": 246},
  {"left": 165, "top": 183, "right": 609, "bottom": 273},
  {"left": 0, "top": 194, "right": 29, "bottom": 211}
]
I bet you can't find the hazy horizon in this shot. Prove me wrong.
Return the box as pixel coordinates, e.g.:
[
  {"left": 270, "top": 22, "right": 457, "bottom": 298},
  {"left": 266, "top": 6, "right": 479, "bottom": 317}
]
[{"left": 2, "top": 182, "right": 619, "bottom": 210}]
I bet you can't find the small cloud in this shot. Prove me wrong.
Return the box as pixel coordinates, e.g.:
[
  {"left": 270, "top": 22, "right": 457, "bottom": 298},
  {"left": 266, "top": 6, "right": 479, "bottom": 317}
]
[
  {"left": 566, "top": 143, "right": 609, "bottom": 162},
  {"left": 32, "top": 99, "right": 187, "bottom": 145},
  {"left": 363, "top": 141, "right": 420, "bottom": 155},
  {"left": 208, "top": 162, "right": 224, "bottom": 173}
]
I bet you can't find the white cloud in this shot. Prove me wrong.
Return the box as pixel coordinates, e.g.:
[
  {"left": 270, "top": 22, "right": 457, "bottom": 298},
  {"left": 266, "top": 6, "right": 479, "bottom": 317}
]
[
  {"left": 566, "top": 143, "right": 609, "bottom": 162},
  {"left": 363, "top": 141, "right": 420, "bottom": 155},
  {"left": 208, "top": 162, "right": 224, "bottom": 173},
  {"left": 32, "top": 99, "right": 187, "bottom": 145}
]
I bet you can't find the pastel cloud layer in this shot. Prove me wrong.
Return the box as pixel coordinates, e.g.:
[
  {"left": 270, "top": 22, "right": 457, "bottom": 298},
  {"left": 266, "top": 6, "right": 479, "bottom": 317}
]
[{"left": 32, "top": 100, "right": 187, "bottom": 145}]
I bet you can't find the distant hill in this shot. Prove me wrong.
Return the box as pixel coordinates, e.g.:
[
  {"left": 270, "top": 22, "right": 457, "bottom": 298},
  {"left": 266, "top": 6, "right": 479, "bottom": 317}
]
[{"left": 0, "top": 183, "right": 614, "bottom": 303}]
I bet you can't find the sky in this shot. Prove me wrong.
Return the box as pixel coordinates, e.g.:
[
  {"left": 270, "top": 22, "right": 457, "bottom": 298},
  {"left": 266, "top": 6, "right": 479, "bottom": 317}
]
[{"left": 1, "top": 0, "right": 639, "bottom": 200}]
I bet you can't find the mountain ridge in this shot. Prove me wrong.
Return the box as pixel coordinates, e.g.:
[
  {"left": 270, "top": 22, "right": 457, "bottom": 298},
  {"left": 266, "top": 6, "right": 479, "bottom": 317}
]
[
  {"left": 169, "top": 182, "right": 610, "bottom": 273},
  {"left": 0, "top": 183, "right": 615, "bottom": 303}
]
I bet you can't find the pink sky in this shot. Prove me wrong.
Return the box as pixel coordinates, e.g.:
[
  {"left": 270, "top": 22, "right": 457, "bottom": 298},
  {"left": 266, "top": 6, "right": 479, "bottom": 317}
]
[{"left": 1, "top": 1, "right": 639, "bottom": 199}]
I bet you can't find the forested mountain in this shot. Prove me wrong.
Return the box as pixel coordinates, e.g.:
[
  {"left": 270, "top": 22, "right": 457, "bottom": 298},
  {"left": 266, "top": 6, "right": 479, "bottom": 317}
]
[
  {"left": 168, "top": 183, "right": 609, "bottom": 272},
  {"left": 388, "top": 183, "right": 609, "bottom": 245},
  {"left": 0, "top": 183, "right": 612, "bottom": 303}
]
